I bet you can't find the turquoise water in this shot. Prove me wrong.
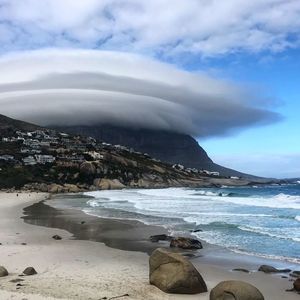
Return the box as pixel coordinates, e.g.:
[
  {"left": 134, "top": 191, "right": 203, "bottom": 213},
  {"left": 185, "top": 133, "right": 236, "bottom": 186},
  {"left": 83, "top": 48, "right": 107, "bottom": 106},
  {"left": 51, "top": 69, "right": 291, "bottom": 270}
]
[{"left": 52, "top": 184, "right": 300, "bottom": 263}]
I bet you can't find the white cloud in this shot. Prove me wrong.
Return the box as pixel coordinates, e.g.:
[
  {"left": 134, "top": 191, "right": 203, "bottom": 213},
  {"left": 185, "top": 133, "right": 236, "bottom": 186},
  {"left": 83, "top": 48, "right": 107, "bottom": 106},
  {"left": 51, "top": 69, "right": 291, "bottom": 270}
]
[
  {"left": 0, "top": 49, "right": 279, "bottom": 137},
  {"left": 0, "top": 0, "right": 299, "bottom": 56}
]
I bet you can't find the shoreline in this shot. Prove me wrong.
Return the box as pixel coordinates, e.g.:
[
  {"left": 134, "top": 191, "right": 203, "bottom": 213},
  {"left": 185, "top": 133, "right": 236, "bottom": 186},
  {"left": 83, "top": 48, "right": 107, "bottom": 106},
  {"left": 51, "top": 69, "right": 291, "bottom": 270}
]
[
  {"left": 0, "top": 191, "right": 299, "bottom": 299},
  {"left": 23, "top": 195, "right": 300, "bottom": 270}
]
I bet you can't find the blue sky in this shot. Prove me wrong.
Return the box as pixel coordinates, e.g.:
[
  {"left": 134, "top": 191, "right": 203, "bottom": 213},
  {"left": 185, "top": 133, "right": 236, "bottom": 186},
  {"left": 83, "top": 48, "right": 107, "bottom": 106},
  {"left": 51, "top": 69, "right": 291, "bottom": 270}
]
[
  {"left": 198, "top": 50, "right": 300, "bottom": 178},
  {"left": 0, "top": 0, "right": 299, "bottom": 178}
]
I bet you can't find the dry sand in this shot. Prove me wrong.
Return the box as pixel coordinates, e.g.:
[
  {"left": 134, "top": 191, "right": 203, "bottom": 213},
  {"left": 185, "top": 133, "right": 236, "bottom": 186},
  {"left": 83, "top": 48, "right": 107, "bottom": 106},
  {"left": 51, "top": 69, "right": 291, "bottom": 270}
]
[{"left": 0, "top": 192, "right": 299, "bottom": 300}]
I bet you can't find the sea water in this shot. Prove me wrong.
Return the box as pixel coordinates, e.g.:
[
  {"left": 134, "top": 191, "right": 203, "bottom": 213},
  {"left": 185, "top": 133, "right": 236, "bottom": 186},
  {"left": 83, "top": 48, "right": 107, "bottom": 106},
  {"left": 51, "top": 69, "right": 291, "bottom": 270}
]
[{"left": 52, "top": 184, "right": 300, "bottom": 263}]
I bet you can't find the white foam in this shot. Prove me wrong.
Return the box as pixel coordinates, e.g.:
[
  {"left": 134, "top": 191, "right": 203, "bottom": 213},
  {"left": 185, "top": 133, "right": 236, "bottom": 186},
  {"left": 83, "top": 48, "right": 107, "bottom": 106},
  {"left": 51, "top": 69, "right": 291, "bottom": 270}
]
[
  {"left": 295, "top": 216, "right": 300, "bottom": 222},
  {"left": 238, "top": 225, "right": 300, "bottom": 242},
  {"left": 216, "top": 193, "right": 300, "bottom": 209}
]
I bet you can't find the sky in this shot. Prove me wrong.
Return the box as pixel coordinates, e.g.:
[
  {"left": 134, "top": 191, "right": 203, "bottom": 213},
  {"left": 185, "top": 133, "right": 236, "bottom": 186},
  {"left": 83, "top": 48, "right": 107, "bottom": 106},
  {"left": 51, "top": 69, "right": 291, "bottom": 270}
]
[{"left": 0, "top": 0, "right": 299, "bottom": 178}]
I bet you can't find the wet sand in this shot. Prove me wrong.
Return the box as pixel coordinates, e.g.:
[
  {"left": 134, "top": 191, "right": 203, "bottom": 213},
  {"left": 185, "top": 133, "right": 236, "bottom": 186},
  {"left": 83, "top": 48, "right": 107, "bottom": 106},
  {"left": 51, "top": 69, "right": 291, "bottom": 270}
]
[{"left": 1, "top": 192, "right": 300, "bottom": 299}]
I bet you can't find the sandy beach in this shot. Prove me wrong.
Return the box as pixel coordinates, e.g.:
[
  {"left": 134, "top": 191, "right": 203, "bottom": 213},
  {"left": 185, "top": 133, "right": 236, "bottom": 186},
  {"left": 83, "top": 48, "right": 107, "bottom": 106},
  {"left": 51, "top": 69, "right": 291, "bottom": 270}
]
[{"left": 0, "top": 192, "right": 299, "bottom": 300}]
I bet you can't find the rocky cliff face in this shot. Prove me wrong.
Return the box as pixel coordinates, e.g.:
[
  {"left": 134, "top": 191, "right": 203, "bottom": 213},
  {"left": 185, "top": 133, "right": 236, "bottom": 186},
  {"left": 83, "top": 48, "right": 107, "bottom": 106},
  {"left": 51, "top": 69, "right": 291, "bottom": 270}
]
[{"left": 55, "top": 124, "right": 254, "bottom": 178}]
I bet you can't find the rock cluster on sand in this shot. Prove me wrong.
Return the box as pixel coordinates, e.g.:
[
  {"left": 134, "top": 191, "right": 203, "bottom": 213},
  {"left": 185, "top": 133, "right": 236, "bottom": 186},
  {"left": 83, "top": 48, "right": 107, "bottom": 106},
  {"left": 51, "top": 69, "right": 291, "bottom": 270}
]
[
  {"left": 210, "top": 280, "right": 264, "bottom": 300},
  {"left": 149, "top": 248, "right": 207, "bottom": 294},
  {"left": 0, "top": 266, "right": 8, "bottom": 277},
  {"left": 170, "top": 237, "right": 203, "bottom": 249},
  {"left": 258, "top": 265, "right": 290, "bottom": 273},
  {"left": 23, "top": 267, "right": 37, "bottom": 276}
]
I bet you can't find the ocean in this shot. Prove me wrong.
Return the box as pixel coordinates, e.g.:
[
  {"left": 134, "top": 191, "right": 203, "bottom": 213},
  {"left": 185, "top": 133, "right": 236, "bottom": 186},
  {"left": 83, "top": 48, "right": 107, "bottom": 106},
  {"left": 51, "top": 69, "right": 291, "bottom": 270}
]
[{"left": 50, "top": 184, "right": 300, "bottom": 263}]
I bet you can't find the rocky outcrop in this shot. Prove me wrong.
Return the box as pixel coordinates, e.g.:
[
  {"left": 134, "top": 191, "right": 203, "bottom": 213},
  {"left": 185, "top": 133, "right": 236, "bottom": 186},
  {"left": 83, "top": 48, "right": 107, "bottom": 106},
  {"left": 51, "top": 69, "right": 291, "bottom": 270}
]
[
  {"left": 0, "top": 266, "right": 8, "bottom": 277},
  {"left": 258, "top": 265, "right": 291, "bottom": 273},
  {"left": 48, "top": 183, "right": 64, "bottom": 193},
  {"left": 63, "top": 184, "right": 81, "bottom": 193},
  {"left": 210, "top": 280, "right": 264, "bottom": 300},
  {"left": 170, "top": 237, "right": 203, "bottom": 250},
  {"left": 93, "top": 178, "right": 125, "bottom": 190},
  {"left": 149, "top": 248, "right": 207, "bottom": 294},
  {"left": 80, "top": 162, "right": 96, "bottom": 175},
  {"left": 23, "top": 267, "right": 37, "bottom": 275}
]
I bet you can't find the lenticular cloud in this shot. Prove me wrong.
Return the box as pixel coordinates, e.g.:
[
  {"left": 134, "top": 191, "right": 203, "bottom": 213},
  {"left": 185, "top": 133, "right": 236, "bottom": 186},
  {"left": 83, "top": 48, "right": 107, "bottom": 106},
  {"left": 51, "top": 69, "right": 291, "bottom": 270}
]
[{"left": 0, "top": 49, "right": 279, "bottom": 137}]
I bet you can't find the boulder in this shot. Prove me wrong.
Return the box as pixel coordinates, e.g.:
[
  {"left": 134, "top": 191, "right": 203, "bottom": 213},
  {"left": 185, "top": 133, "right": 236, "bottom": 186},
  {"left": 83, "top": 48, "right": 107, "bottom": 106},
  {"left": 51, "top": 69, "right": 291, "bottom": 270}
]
[
  {"left": 149, "top": 248, "right": 207, "bottom": 294},
  {"left": 23, "top": 267, "right": 37, "bottom": 276},
  {"left": 47, "top": 184, "right": 64, "bottom": 193},
  {"left": 210, "top": 280, "right": 264, "bottom": 300},
  {"left": 294, "top": 278, "right": 300, "bottom": 292},
  {"left": 80, "top": 162, "right": 96, "bottom": 175},
  {"left": 93, "top": 178, "right": 125, "bottom": 190},
  {"left": 52, "top": 235, "right": 62, "bottom": 240},
  {"left": 0, "top": 266, "right": 8, "bottom": 277},
  {"left": 170, "top": 237, "right": 203, "bottom": 250},
  {"left": 150, "top": 234, "right": 173, "bottom": 242},
  {"left": 63, "top": 184, "right": 81, "bottom": 193},
  {"left": 258, "top": 265, "right": 291, "bottom": 273}
]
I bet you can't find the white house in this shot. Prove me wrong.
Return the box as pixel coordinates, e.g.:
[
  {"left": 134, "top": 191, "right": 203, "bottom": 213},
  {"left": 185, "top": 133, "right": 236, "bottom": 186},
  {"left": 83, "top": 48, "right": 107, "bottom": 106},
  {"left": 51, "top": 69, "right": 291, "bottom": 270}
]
[
  {"left": 23, "top": 156, "right": 37, "bottom": 165},
  {"left": 35, "top": 155, "right": 56, "bottom": 164}
]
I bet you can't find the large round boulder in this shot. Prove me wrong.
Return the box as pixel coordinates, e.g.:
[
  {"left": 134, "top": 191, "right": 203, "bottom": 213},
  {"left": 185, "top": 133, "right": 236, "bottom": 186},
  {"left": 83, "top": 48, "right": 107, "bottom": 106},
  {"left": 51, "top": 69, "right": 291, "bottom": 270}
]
[
  {"left": 23, "top": 267, "right": 37, "bottom": 276},
  {"left": 210, "top": 280, "right": 264, "bottom": 300},
  {"left": 149, "top": 248, "right": 207, "bottom": 294},
  {"left": 294, "top": 278, "right": 300, "bottom": 292},
  {"left": 0, "top": 266, "right": 8, "bottom": 277},
  {"left": 170, "top": 237, "right": 203, "bottom": 249}
]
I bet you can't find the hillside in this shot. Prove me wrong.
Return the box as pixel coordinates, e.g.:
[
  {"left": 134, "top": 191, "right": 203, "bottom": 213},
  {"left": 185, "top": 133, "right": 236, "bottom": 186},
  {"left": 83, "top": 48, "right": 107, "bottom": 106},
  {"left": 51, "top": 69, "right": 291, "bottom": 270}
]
[
  {"left": 0, "top": 114, "right": 41, "bottom": 136},
  {"left": 0, "top": 114, "right": 259, "bottom": 191},
  {"left": 56, "top": 124, "right": 258, "bottom": 178}
]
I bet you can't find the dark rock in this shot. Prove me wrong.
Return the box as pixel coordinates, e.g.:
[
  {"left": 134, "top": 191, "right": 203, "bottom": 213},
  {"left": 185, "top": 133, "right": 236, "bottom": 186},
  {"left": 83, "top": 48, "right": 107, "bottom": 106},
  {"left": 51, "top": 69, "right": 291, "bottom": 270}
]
[
  {"left": 190, "top": 229, "right": 203, "bottom": 233},
  {"left": 150, "top": 234, "right": 172, "bottom": 242},
  {"left": 294, "top": 278, "right": 300, "bottom": 291},
  {"left": 10, "top": 278, "right": 24, "bottom": 283},
  {"left": 149, "top": 248, "right": 207, "bottom": 294},
  {"left": 52, "top": 235, "right": 62, "bottom": 240},
  {"left": 170, "top": 237, "right": 203, "bottom": 249},
  {"left": 210, "top": 280, "right": 264, "bottom": 300},
  {"left": 21, "top": 243, "right": 27, "bottom": 245},
  {"left": 258, "top": 265, "right": 291, "bottom": 273},
  {"left": 0, "top": 266, "right": 8, "bottom": 277},
  {"left": 23, "top": 267, "right": 37, "bottom": 276},
  {"left": 232, "top": 268, "right": 250, "bottom": 273},
  {"left": 290, "top": 271, "right": 300, "bottom": 278},
  {"left": 81, "top": 221, "right": 86, "bottom": 225}
]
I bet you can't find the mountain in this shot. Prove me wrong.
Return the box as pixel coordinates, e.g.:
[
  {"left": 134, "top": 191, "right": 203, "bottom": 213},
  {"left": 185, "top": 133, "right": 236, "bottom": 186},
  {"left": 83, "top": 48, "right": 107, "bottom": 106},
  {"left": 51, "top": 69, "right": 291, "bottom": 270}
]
[
  {"left": 55, "top": 124, "right": 256, "bottom": 178},
  {"left": 0, "top": 114, "right": 260, "bottom": 191},
  {"left": 0, "top": 114, "right": 40, "bottom": 136}
]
